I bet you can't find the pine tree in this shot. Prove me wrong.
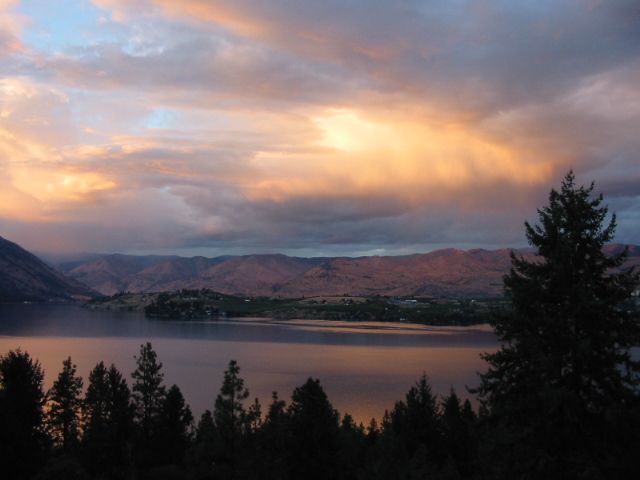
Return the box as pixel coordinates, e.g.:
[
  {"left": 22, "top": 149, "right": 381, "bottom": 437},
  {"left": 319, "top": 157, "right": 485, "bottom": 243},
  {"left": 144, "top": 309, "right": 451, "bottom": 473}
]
[
  {"left": 131, "top": 342, "right": 166, "bottom": 438},
  {"left": 287, "top": 378, "right": 341, "bottom": 480},
  {"left": 255, "top": 392, "right": 290, "bottom": 479},
  {"left": 439, "top": 389, "right": 477, "bottom": 477},
  {"left": 83, "top": 362, "right": 135, "bottom": 478},
  {"left": 0, "top": 349, "right": 49, "bottom": 478},
  {"left": 245, "top": 397, "right": 262, "bottom": 434},
  {"left": 131, "top": 342, "right": 167, "bottom": 474},
  {"left": 190, "top": 410, "right": 216, "bottom": 479},
  {"left": 213, "top": 360, "right": 250, "bottom": 477},
  {"left": 47, "top": 357, "right": 83, "bottom": 453},
  {"left": 84, "top": 361, "right": 109, "bottom": 433},
  {"left": 82, "top": 362, "right": 110, "bottom": 475},
  {"left": 105, "top": 363, "right": 135, "bottom": 457},
  {"left": 338, "top": 414, "right": 367, "bottom": 480},
  {"left": 383, "top": 375, "right": 444, "bottom": 473},
  {"left": 155, "top": 384, "right": 193, "bottom": 467},
  {"left": 477, "top": 171, "right": 640, "bottom": 478}
]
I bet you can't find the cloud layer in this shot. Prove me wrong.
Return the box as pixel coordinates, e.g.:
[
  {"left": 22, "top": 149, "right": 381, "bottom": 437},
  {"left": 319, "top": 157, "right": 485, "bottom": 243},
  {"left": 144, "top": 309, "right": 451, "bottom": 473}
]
[{"left": 1, "top": 0, "right": 639, "bottom": 255}]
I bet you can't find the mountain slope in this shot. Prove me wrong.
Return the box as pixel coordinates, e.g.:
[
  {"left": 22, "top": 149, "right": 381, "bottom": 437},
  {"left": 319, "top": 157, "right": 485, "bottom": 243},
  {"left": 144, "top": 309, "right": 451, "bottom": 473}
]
[
  {"left": 280, "top": 248, "right": 528, "bottom": 298},
  {"left": 0, "top": 236, "right": 97, "bottom": 301},
  {"left": 67, "top": 254, "right": 181, "bottom": 294},
  {"left": 65, "top": 254, "right": 323, "bottom": 296},
  {"left": 58, "top": 248, "right": 524, "bottom": 297},
  {"left": 61, "top": 244, "right": 638, "bottom": 298}
]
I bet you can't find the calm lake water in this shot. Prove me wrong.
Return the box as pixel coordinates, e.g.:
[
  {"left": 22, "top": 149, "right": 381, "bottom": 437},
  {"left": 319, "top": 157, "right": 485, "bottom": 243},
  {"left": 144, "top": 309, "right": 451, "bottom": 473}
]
[{"left": 0, "top": 304, "right": 497, "bottom": 423}]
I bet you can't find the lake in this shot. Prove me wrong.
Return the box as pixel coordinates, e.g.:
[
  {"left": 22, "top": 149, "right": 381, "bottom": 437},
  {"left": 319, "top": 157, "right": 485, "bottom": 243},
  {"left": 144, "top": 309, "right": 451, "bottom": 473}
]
[{"left": 0, "top": 304, "right": 497, "bottom": 423}]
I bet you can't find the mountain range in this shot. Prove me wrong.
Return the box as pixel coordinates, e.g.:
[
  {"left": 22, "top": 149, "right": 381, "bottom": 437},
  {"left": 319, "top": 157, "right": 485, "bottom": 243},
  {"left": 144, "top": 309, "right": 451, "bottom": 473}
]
[
  {"left": 1, "top": 235, "right": 638, "bottom": 301},
  {"left": 52, "top": 244, "right": 640, "bottom": 298}
]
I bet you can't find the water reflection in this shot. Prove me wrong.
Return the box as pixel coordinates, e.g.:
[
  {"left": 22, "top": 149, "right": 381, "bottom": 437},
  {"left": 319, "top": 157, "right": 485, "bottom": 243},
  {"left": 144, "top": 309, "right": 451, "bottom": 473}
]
[{"left": 0, "top": 304, "right": 497, "bottom": 422}]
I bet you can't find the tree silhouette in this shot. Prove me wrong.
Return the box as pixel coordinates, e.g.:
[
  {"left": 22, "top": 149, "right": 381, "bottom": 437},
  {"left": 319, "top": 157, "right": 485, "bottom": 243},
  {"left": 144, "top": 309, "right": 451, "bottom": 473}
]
[
  {"left": 439, "top": 389, "right": 477, "bottom": 477},
  {"left": 131, "top": 342, "right": 167, "bottom": 473},
  {"left": 213, "top": 360, "right": 250, "bottom": 478},
  {"left": 379, "top": 375, "right": 444, "bottom": 478},
  {"left": 105, "top": 364, "right": 135, "bottom": 468},
  {"left": 337, "top": 413, "right": 367, "bottom": 480},
  {"left": 190, "top": 410, "right": 216, "bottom": 480},
  {"left": 0, "top": 349, "right": 49, "bottom": 478},
  {"left": 82, "top": 362, "right": 134, "bottom": 479},
  {"left": 155, "top": 384, "right": 193, "bottom": 467},
  {"left": 254, "top": 392, "right": 290, "bottom": 479},
  {"left": 47, "top": 357, "right": 83, "bottom": 453},
  {"left": 287, "top": 378, "right": 341, "bottom": 480},
  {"left": 0, "top": 346, "right": 496, "bottom": 480},
  {"left": 131, "top": 342, "right": 166, "bottom": 438},
  {"left": 477, "top": 171, "right": 640, "bottom": 478}
]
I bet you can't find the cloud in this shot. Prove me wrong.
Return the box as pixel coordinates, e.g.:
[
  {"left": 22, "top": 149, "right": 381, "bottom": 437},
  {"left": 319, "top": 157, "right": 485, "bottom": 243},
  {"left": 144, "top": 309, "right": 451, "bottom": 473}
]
[
  {"left": 0, "top": 0, "right": 24, "bottom": 57},
  {"left": 118, "top": 0, "right": 640, "bottom": 112},
  {"left": 0, "top": 0, "right": 638, "bottom": 255},
  {"left": 0, "top": 77, "right": 119, "bottom": 219}
]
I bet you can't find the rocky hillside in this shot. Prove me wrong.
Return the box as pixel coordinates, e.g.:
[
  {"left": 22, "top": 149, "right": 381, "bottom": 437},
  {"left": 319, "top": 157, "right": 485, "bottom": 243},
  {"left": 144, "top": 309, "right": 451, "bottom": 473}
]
[
  {"left": 59, "top": 248, "right": 514, "bottom": 297},
  {"left": 0, "top": 236, "right": 97, "bottom": 301},
  {"left": 59, "top": 244, "right": 639, "bottom": 298}
]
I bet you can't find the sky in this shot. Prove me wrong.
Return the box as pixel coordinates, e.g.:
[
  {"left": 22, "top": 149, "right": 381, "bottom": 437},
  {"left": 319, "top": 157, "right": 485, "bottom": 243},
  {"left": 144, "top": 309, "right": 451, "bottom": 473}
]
[{"left": 0, "top": 0, "right": 639, "bottom": 257}]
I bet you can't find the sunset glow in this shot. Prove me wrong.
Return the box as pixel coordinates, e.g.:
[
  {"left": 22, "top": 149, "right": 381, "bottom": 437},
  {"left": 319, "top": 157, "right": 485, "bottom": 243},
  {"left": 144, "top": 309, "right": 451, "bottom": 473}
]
[{"left": 0, "top": 0, "right": 638, "bottom": 255}]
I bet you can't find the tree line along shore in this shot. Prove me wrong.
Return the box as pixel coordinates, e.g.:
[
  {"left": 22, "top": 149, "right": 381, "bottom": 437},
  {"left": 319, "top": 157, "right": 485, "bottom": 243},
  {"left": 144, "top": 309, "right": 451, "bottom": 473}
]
[{"left": 89, "top": 290, "right": 506, "bottom": 325}]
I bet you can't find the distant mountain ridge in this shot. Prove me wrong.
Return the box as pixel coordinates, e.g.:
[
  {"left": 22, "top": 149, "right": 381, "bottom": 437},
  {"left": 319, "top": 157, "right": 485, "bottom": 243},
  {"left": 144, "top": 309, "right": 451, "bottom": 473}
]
[
  {"left": 0, "top": 236, "right": 97, "bottom": 301},
  {"left": 54, "top": 244, "right": 640, "bottom": 298}
]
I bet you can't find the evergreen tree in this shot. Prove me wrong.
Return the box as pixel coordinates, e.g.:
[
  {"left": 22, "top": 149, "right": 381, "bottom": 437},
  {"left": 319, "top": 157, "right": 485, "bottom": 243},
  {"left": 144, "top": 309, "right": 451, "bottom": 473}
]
[
  {"left": 131, "top": 342, "right": 166, "bottom": 437},
  {"left": 439, "top": 389, "right": 477, "bottom": 478},
  {"left": 82, "top": 361, "right": 110, "bottom": 474},
  {"left": 131, "top": 343, "right": 167, "bottom": 474},
  {"left": 378, "top": 375, "right": 444, "bottom": 478},
  {"left": 105, "top": 363, "right": 135, "bottom": 464},
  {"left": 338, "top": 414, "right": 367, "bottom": 480},
  {"left": 84, "top": 361, "right": 109, "bottom": 433},
  {"left": 286, "top": 378, "right": 341, "bottom": 480},
  {"left": 83, "top": 362, "right": 135, "bottom": 479},
  {"left": 0, "top": 349, "right": 49, "bottom": 478},
  {"left": 155, "top": 384, "right": 193, "bottom": 468},
  {"left": 212, "top": 360, "right": 250, "bottom": 478},
  {"left": 477, "top": 171, "right": 640, "bottom": 478},
  {"left": 388, "top": 375, "right": 443, "bottom": 462},
  {"left": 255, "top": 392, "right": 290, "bottom": 480},
  {"left": 245, "top": 396, "right": 262, "bottom": 434},
  {"left": 189, "top": 410, "right": 217, "bottom": 480},
  {"left": 47, "top": 357, "right": 83, "bottom": 453}
]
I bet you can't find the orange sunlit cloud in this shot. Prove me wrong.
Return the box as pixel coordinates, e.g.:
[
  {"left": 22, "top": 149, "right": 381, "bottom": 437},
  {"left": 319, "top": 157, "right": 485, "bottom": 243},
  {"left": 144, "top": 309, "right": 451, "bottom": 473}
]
[
  {"left": 0, "top": 0, "right": 638, "bottom": 254},
  {"left": 243, "top": 108, "right": 555, "bottom": 204},
  {"left": 10, "top": 167, "right": 116, "bottom": 202}
]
